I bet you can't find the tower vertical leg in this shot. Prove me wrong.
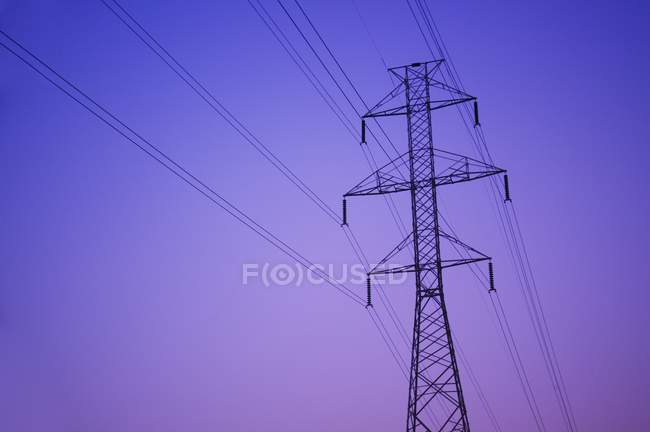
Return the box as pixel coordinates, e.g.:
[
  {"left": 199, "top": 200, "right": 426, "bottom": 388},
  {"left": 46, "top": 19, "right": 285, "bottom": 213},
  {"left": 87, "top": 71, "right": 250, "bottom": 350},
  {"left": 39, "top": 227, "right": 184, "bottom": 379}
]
[{"left": 404, "top": 63, "right": 469, "bottom": 432}]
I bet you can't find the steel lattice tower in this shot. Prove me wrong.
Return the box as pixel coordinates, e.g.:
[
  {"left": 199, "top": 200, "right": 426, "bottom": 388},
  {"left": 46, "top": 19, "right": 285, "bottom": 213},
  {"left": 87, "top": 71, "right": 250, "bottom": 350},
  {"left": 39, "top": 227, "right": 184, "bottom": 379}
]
[{"left": 344, "top": 61, "right": 507, "bottom": 432}]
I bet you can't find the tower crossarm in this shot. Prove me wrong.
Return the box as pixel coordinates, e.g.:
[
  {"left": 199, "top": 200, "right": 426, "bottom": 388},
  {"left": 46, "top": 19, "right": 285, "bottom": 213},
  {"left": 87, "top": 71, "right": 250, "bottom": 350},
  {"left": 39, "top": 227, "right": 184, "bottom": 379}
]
[
  {"left": 363, "top": 97, "right": 475, "bottom": 119},
  {"left": 366, "top": 229, "right": 490, "bottom": 276},
  {"left": 344, "top": 148, "right": 505, "bottom": 197},
  {"left": 364, "top": 61, "right": 475, "bottom": 119}
]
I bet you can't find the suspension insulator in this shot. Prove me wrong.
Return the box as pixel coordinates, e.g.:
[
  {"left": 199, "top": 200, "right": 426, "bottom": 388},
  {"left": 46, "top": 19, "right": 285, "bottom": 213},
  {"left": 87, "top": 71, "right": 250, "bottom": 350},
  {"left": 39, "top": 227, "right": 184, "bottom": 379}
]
[
  {"left": 361, "top": 119, "right": 366, "bottom": 144},
  {"left": 504, "top": 174, "right": 512, "bottom": 202},
  {"left": 342, "top": 198, "right": 348, "bottom": 226},
  {"left": 366, "top": 277, "right": 372, "bottom": 308},
  {"left": 488, "top": 261, "right": 496, "bottom": 293},
  {"left": 473, "top": 100, "right": 480, "bottom": 127}
]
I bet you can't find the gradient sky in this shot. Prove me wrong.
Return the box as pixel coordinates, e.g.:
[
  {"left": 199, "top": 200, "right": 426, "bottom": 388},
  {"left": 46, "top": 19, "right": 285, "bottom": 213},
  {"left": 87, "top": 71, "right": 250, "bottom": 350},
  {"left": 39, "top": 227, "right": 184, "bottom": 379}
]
[{"left": 1, "top": 0, "right": 649, "bottom": 431}]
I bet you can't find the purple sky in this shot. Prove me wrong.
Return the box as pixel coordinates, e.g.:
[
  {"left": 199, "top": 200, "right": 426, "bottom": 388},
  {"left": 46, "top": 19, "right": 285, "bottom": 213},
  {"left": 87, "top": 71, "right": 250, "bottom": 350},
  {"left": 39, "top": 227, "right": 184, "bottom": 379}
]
[{"left": 1, "top": 0, "right": 649, "bottom": 431}]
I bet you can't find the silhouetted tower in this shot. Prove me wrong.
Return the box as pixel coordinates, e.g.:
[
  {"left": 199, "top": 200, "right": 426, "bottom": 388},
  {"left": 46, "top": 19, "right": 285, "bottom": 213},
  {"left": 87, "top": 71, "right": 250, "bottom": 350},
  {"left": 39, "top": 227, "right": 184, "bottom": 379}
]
[{"left": 344, "top": 61, "right": 506, "bottom": 432}]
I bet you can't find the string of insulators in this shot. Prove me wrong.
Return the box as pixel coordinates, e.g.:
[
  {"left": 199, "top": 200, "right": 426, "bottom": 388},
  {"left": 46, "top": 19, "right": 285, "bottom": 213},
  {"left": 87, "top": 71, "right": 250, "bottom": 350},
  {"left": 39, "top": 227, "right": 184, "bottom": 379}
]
[
  {"left": 473, "top": 100, "right": 480, "bottom": 127},
  {"left": 361, "top": 119, "right": 366, "bottom": 144},
  {"left": 366, "top": 277, "right": 372, "bottom": 308},
  {"left": 488, "top": 261, "right": 496, "bottom": 293},
  {"left": 504, "top": 174, "right": 512, "bottom": 202},
  {"left": 342, "top": 198, "right": 348, "bottom": 226}
]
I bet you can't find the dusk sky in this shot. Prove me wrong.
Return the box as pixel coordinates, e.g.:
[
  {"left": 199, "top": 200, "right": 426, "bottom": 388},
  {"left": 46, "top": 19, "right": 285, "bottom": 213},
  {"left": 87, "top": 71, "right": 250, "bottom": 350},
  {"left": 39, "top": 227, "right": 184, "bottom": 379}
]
[{"left": 1, "top": 0, "right": 649, "bottom": 431}]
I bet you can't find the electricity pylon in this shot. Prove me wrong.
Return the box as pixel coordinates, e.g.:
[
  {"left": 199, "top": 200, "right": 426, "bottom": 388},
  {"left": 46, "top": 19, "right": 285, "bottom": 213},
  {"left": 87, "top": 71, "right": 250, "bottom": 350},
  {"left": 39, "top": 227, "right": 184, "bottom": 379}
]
[{"left": 343, "top": 61, "right": 507, "bottom": 432}]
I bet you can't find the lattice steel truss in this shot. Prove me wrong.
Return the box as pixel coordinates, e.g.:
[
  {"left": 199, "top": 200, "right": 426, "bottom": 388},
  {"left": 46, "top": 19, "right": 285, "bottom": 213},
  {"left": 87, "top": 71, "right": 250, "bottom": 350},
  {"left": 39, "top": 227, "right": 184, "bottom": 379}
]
[{"left": 344, "top": 61, "right": 506, "bottom": 432}]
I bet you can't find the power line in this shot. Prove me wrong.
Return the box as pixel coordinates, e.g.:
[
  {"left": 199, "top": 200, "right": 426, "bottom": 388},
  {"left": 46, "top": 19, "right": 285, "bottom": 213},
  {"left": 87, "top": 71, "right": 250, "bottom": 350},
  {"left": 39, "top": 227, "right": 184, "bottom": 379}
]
[
  {"left": 269, "top": 0, "right": 417, "bottom": 341},
  {"left": 250, "top": 0, "right": 414, "bottom": 251},
  {"left": 350, "top": 0, "right": 396, "bottom": 86},
  {"left": 421, "top": 6, "right": 579, "bottom": 430},
  {"left": 104, "top": 0, "right": 413, "bottom": 370},
  {"left": 252, "top": 3, "right": 419, "bottom": 383},
  {"left": 101, "top": 0, "right": 341, "bottom": 225},
  {"left": 407, "top": 2, "right": 578, "bottom": 431},
  {"left": 280, "top": 0, "right": 417, "bottom": 249},
  {"left": 404, "top": 4, "right": 553, "bottom": 430},
  {"left": 247, "top": 0, "right": 361, "bottom": 141},
  {"left": 99, "top": 0, "right": 420, "bottom": 400},
  {"left": 276, "top": 0, "right": 406, "bottom": 174},
  {"left": 248, "top": 4, "right": 449, "bottom": 425},
  {"left": 454, "top": 340, "right": 503, "bottom": 432},
  {"left": 290, "top": 0, "right": 403, "bottom": 158},
  {"left": 439, "top": 206, "right": 539, "bottom": 432},
  {"left": 273, "top": 0, "right": 417, "bottom": 267},
  {"left": 0, "top": 29, "right": 365, "bottom": 308},
  {"left": 249, "top": 0, "right": 414, "bottom": 255},
  {"left": 489, "top": 292, "right": 547, "bottom": 432},
  {"left": 250, "top": 0, "right": 421, "bottom": 349}
]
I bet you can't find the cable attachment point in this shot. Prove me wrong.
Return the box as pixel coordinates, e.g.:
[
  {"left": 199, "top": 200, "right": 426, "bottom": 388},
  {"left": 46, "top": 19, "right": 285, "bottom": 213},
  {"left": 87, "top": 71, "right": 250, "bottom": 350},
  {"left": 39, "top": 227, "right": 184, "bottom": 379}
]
[
  {"left": 342, "top": 198, "right": 348, "bottom": 226},
  {"left": 504, "top": 174, "right": 512, "bottom": 203},
  {"left": 488, "top": 261, "right": 496, "bottom": 293},
  {"left": 361, "top": 119, "right": 366, "bottom": 144},
  {"left": 366, "top": 276, "right": 373, "bottom": 308},
  {"left": 473, "top": 99, "right": 480, "bottom": 127}
]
